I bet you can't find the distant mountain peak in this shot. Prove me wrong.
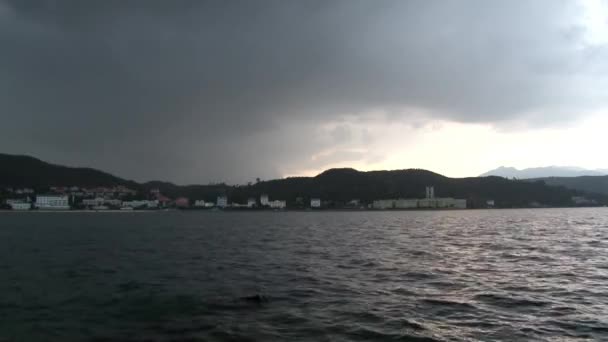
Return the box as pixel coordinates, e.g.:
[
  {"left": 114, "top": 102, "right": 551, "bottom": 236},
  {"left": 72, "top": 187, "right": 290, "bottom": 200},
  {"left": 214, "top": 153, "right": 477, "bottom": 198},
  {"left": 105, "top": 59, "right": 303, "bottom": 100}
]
[{"left": 480, "top": 166, "right": 608, "bottom": 179}]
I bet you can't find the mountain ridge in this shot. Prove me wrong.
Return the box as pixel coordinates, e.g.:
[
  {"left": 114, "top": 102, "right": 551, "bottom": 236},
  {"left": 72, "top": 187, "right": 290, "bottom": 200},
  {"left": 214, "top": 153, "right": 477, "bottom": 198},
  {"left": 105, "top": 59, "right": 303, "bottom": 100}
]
[
  {"left": 480, "top": 166, "right": 608, "bottom": 179},
  {"left": 1, "top": 153, "right": 607, "bottom": 207}
]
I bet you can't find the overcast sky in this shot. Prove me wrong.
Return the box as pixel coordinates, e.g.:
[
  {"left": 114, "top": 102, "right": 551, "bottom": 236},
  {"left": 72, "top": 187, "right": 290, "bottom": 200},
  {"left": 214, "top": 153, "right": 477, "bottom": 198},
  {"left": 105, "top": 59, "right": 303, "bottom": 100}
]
[{"left": 1, "top": 0, "right": 607, "bottom": 184}]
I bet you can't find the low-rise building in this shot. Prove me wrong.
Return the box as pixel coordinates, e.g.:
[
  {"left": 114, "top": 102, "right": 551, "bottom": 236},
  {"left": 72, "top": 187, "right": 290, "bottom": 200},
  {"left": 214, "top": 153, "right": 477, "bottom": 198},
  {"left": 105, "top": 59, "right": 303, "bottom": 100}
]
[
  {"left": 105, "top": 199, "right": 122, "bottom": 207},
  {"left": 35, "top": 195, "right": 70, "bottom": 210},
  {"left": 194, "top": 200, "right": 215, "bottom": 208},
  {"left": 346, "top": 199, "right": 361, "bottom": 207},
  {"left": 269, "top": 200, "right": 286, "bottom": 209},
  {"left": 122, "top": 200, "right": 158, "bottom": 209},
  {"left": 92, "top": 205, "right": 110, "bottom": 210},
  {"left": 373, "top": 199, "right": 395, "bottom": 209},
  {"left": 260, "top": 194, "right": 269, "bottom": 206},
  {"left": 217, "top": 196, "right": 228, "bottom": 208},
  {"left": 454, "top": 199, "right": 467, "bottom": 209},
  {"left": 155, "top": 194, "right": 171, "bottom": 207},
  {"left": 247, "top": 198, "right": 257, "bottom": 208},
  {"left": 9, "top": 202, "right": 31, "bottom": 210},
  {"left": 417, "top": 198, "right": 436, "bottom": 208},
  {"left": 572, "top": 196, "right": 596, "bottom": 206},
  {"left": 175, "top": 197, "right": 190, "bottom": 208},
  {"left": 83, "top": 198, "right": 122, "bottom": 208},
  {"left": 417, "top": 197, "right": 467, "bottom": 209},
  {"left": 311, "top": 198, "right": 321, "bottom": 208},
  {"left": 15, "top": 188, "right": 34, "bottom": 195},
  {"left": 373, "top": 186, "right": 466, "bottom": 209},
  {"left": 395, "top": 199, "right": 419, "bottom": 209},
  {"left": 82, "top": 198, "right": 105, "bottom": 207},
  {"left": 6, "top": 199, "right": 28, "bottom": 205},
  {"left": 114, "top": 186, "right": 137, "bottom": 196}
]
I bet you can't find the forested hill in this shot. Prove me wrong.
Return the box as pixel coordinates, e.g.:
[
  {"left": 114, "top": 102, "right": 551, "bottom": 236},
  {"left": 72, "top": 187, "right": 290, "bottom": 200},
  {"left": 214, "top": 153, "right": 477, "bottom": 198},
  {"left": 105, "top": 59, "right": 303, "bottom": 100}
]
[
  {"left": 0, "top": 153, "right": 138, "bottom": 188},
  {"left": 1, "top": 153, "right": 606, "bottom": 208},
  {"left": 528, "top": 176, "right": 608, "bottom": 196},
  {"left": 129, "top": 168, "right": 607, "bottom": 208},
  {"left": 231, "top": 168, "right": 603, "bottom": 208}
]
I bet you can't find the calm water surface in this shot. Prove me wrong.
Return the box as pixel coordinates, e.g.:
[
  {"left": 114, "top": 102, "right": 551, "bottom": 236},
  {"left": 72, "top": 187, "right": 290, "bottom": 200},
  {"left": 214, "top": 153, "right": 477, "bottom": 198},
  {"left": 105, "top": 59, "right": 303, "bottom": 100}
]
[{"left": 1, "top": 209, "right": 607, "bottom": 341}]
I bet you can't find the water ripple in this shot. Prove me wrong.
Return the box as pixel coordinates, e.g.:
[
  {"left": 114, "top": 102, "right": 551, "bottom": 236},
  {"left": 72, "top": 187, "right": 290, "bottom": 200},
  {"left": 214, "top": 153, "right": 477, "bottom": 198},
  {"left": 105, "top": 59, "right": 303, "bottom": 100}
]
[{"left": 1, "top": 208, "right": 607, "bottom": 341}]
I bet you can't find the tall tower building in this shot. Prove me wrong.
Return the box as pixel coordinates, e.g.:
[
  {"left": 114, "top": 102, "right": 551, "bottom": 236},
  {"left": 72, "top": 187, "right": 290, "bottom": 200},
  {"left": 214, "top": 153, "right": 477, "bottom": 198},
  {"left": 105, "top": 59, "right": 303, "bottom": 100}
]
[{"left": 425, "top": 186, "right": 435, "bottom": 199}]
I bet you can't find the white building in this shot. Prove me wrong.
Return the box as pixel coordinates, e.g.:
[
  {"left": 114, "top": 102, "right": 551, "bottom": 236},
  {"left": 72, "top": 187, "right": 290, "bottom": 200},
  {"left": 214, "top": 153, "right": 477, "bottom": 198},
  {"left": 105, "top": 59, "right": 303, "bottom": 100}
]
[
  {"left": 311, "top": 198, "right": 321, "bottom": 208},
  {"left": 83, "top": 198, "right": 122, "bottom": 208},
  {"left": 35, "top": 195, "right": 70, "bottom": 210},
  {"left": 347, "top": 199, "right": 361, "bottom": 207},
  {"left": 373, "top": 199, "right": 395, "bottom": 209},
  {"left": 15, "top": 188, "right": 34, "bottom": 195},
  {"left": 217, "top": 196, "right": 228, "bottom": 208},
  {"left": 247, "top": 198, "right": 257, "bottom": 208},
  {"left": 147, "top": 200, "right": 160, "bottom": 208},
  {"left": 269, "top": 200, "right": 286, "bottom": 209},
  {"left": 105, "top": 199, "right": 122, "bottom": 207},
  {"left": 418, "top": 197, "right": 467, "bottom": 209},
  {"left": 82, "top": 198, "right": 105, "bottom": 207},
  {"left": 121, "top": 200, "right": 158, "bottom": 209},
  {"left": 203, "top": 201, "right": 215, "bottom": 208},
  {"left": 417, "top": 198, "right": 436, "bottom": 208},
  {"left": 260, "top": 194, "right": 269, "bottom": 206},
  {"left": 91, "top": 205, "right": 110, "bottom": 210},
  {"left": 374, "top": 197, "right": 466, "bottom": 209},
  {"left": 395, "top": 199, "right": 419, "bottom": 209},
  {"left": 373, "top": 185, "right": 466, "bottom": 210},
  {"left": 6, "top": 199, "right": 28, "bottom": 205},
  {"left": 194, "top": 200, "right": 215, "bottom": 208},
  {"left": 9, "top": 202, "right": 31, "bottom": 210},
  {"left": 452, "top": 199, "right": 467, "bottom": 209},
  {"left": 572, "top": 196, "right": 595, "bottom": 206}
]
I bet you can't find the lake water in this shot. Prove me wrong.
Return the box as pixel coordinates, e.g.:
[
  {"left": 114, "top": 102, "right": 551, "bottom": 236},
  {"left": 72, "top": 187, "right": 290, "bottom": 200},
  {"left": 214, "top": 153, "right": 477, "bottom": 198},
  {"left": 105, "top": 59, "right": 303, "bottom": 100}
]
[{"left": 0, "top": 209, "right": 607, "bottom": 341}]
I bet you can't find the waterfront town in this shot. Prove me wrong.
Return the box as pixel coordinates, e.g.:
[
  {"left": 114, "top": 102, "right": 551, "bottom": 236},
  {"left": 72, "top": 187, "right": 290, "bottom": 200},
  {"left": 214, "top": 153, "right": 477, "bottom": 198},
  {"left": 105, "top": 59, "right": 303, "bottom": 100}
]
[{"left": 0, "top": 185, "right": 471, "bottom": 211}]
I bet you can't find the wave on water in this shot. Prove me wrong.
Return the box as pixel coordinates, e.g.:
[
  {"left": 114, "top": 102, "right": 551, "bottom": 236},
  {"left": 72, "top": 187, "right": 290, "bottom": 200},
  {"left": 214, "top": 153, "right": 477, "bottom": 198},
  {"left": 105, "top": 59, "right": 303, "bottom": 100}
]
[{"left": 0, "top": 208, "right": 607, "bottom": 341}]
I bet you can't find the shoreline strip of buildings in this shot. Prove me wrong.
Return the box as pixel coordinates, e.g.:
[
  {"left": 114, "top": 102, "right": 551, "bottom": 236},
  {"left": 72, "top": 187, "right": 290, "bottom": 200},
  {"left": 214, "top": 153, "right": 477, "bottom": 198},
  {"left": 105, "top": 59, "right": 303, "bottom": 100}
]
[{"left": 2, "top": 185, "right": 472, "bottom": 211}]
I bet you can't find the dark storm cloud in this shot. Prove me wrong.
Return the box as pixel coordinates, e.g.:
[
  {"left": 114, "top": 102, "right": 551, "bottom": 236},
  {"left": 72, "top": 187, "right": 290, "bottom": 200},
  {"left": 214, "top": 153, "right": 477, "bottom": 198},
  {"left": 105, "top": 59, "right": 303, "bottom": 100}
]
[{"left": 0, "top": 0, "right": 604, "bottom": 183}]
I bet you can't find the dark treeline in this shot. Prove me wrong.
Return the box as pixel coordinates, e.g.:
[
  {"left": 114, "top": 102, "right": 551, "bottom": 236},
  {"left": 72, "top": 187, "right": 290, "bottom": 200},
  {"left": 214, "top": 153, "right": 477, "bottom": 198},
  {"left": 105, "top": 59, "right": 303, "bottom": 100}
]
[
  {"left": 528, "top": 176, "right": 608, "bottom": 196},
  {"left": 197, "top": 168, "right": 606, "bottom": 208},
  {"left": 0, "top": 154, "right": 139, "bottom": 189}
]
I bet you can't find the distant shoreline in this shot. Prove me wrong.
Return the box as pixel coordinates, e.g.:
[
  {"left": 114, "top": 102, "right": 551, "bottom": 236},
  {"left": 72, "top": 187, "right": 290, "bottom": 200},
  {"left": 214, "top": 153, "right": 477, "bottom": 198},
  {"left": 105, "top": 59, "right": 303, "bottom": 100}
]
[
  {"left": 0, "top": 209, "right": 156, "bottom": 213},
  {"left": 0, "top": 206, "right": 604, "bottom": 213}
]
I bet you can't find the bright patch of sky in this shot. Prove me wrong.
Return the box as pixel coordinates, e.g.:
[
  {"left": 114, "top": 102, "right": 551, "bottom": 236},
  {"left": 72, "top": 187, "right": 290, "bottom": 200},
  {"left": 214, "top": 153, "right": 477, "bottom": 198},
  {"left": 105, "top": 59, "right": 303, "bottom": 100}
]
[
  {"left": 282, "top": 109, "right": 608, "bottom": 179},
  {"left": 582, "top": 0, "right": 608, "bottom": 45}
]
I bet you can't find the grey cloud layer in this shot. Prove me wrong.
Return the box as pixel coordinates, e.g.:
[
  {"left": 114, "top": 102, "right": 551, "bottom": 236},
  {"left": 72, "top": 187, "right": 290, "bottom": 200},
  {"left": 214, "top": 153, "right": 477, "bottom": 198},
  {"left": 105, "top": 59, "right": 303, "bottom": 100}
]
[{"left": 0, "top": 0, "right": 603, "bottom": 183}]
